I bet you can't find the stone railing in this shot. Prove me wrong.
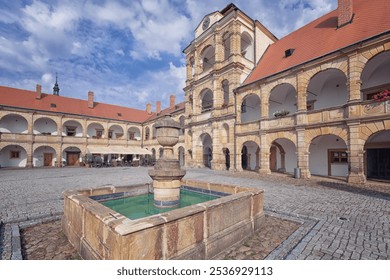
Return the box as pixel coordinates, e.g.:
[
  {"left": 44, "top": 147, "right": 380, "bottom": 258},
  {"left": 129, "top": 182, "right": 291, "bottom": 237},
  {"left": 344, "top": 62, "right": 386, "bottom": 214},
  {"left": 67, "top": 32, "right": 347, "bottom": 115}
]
[
  {"left": 0, "top": 132, "right": 33, "bottom": 142},
  {"left": 361, "top": 100, "right": 390, "bottom": 116},
  {"left": 192, "top": 110, "right": 212, "bottom": 123},
  {"left": 262, "top": 115, "right": 296, "bottom": 130},
  {"left": 236, "top": 121, "right": 259, "bottom": 134},
  {"left": 307, "top": 106, "right": 346, "bottom": 124},
  {"left": 33, "top": 134, "right": 60, "bottom": 143}
]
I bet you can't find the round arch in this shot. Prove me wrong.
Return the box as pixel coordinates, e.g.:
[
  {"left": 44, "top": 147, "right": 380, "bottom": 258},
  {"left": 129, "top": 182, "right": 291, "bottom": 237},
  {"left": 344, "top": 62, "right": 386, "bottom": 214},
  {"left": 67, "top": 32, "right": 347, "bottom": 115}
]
[
  {"left": 241, "top": 141, "right": 259, "bottom": 171},
  {"left": 360, "top": 50, "right": 390, "bottom": 100},
  {"left": 241, "top": 93, "right": 261, "bottom": 123},
  {"left": 269, "top": 138, "right": 297, "bottom": 173},
  {"left": 364, "top": 129, "right": 390, "bottom": 180},
  {"left": 306, "top": 68, "right": 348, "bottom": 111},
  {"left": 241, "top": 31, "right": 253, "bottom": 61},
  {"left": 63, "top": 120, "right": 83, "bottom": 137},
  {"left": 200, "top": 88, "right": 213, "bottom": 111},
  {"left": 128, "top": 126, "right": 141, "bottom": 141},
  {"left": 305, "top": 127, "right": 348, "bottom": 149},
  {"left": 62, "top": 146, "right": 82, "bottom": 166},
  {"left": 200, "top": 45, "right": 215, "bottom": 72},
  {"left": 200, "top": 133, "right": 212, "bottom": 168},
  {"left": 109, "top": 124, "right": 124, "bottom": 140},
  {"left": 33, "top": 146, "right": 56, "bottom": 167},
  {"left": 0, "top": 144, "right": 27, "bottom": 168},
  {"left": 0, "top": 114, "right": 29, "bottom": 134},
  {"left": 87, "top": 122, "right": 104, "bottom": 138},
  {"left": 33, "top": 117, "right": 58, "bottom": 135},
  {"left": 309, "top": 134, "right": 348, "bottom": 178},
  {"left": 268, "top": 83, "right": 297, "bottom": 118}
]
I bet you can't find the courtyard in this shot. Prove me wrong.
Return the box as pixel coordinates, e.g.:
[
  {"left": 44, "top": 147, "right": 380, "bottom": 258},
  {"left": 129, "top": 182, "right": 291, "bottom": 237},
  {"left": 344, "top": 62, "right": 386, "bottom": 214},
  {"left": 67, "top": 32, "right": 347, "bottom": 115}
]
[{"left": 0, "top": 166, "right": 389, "bottom": 260}]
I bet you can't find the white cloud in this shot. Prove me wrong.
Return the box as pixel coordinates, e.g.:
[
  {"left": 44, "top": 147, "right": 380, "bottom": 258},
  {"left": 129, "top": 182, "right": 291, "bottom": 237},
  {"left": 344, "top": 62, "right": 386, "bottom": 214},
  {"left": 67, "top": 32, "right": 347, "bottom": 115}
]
[{"left": 41, "top": 73, "right": 53, "bottom": 85}]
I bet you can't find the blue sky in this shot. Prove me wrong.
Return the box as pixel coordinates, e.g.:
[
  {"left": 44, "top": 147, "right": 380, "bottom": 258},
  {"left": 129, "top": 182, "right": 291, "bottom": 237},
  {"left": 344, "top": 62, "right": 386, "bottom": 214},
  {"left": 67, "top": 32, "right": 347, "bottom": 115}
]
[{"left": 0, "top": 0, "right": 337, "bottom": 110}]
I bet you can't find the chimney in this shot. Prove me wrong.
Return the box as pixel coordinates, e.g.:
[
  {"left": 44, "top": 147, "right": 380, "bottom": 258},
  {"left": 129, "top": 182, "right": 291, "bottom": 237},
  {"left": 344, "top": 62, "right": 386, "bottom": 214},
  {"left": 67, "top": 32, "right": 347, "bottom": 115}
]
[
  {"left": 156, "top": 101, "right": 161, "bottom": 114},
  {"left": 88, "top": 91, "right": 94, "bottom": 109},
  {"left": 36, "top": 84, "right": 42, "bottom": 100},
  {"left": 146, "top": 103, "right": 152, "bottom": 114},
  {"left": 170, "top": 95, "right": 175, "bottom": 108},
  {"left": 338, "top": 0, "right": 353, "bottom": 28}
]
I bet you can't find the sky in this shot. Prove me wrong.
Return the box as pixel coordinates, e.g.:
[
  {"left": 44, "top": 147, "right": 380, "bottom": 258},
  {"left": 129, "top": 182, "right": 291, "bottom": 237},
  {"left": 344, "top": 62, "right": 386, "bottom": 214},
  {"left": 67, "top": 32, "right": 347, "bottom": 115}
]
[{"left": 0, "top": 0, "right": 337, "bottom": 110}]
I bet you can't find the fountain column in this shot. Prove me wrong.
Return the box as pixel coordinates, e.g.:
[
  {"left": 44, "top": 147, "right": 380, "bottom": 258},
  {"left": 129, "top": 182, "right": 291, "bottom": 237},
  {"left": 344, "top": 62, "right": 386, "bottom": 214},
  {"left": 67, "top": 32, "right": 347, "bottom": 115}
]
[{"left": 148, "top": 115, "right": 186, "bottom": 208}]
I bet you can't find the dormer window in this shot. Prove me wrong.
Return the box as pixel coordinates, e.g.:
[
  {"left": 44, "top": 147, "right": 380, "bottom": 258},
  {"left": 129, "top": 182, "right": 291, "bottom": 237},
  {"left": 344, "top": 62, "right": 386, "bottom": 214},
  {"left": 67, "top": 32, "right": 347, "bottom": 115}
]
[
  {"left": 285, "top": 48, "right": 295, "bottom": 57},
  {"left": 50, "top": 103, "right": 57, "bottom": 108}
]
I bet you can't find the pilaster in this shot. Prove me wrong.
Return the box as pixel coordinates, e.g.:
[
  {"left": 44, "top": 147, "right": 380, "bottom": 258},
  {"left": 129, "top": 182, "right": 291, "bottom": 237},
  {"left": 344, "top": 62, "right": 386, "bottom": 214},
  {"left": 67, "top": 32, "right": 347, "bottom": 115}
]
[{"left": 347, "top": 121, "right": 366, "bottom": 183}]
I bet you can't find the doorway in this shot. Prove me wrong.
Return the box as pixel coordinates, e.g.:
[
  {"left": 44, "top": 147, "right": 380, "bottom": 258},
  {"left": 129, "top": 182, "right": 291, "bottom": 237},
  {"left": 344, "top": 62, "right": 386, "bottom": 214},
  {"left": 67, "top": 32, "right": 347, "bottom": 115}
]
[
  {"left": 43, "top": 153, "right": 53, "bottom": 167},
  {"left": 67, "top": 152, "right": 80, "bottom": 166}
]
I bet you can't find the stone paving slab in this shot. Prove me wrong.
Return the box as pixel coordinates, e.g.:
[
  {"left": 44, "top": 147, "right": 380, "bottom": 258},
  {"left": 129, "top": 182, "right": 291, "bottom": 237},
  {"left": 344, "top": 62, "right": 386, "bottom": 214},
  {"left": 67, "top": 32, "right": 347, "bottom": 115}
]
[{"left": 1, "top": 167, "right": 390, "bottom": 260}]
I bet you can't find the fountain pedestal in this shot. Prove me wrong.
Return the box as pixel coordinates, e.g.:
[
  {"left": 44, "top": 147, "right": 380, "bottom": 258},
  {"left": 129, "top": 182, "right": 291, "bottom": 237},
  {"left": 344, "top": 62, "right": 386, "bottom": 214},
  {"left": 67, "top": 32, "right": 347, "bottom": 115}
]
[{"left": 148, "top": 115, "right": 186, "bottom": 208}]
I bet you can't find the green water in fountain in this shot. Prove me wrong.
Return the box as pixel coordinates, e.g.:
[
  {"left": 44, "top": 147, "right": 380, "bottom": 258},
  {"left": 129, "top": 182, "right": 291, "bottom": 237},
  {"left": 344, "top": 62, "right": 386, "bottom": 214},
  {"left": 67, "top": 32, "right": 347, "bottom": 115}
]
[{"left": 102, "top": 189, "right": 218, "bottom": 220}]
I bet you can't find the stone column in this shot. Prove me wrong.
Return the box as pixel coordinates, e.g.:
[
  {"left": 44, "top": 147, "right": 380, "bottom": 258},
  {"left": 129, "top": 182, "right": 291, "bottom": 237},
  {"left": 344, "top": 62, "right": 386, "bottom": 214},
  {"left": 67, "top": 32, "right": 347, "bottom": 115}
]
[
  {"left": 104, "top": 122, "right": 109, "bottom": 139},
  {"left": 280, "top": 151, "right": 286, "bottom": 172},
  {"left": 230, "top": 23, "right": 241, "bottom": 56},
  {"left": 347, "top": 52, "right": 363, "bottom": 118},
  {"left": 296, "top": 72, "right": 308, "bottom": 126},
  {"left": 347, "top": 122, "right": 366, "bottom": 183},
  {"left": 56, "top": 144, "right": 63, "bottom": 167},
  {"left": 259, "top": 133, "right": 270, "bottom": 174},
  {"left": 255, "top": 147, "right": 260, "bottom": 170},
  {"left": 296, "top": 128, "right": 310, "bottom": 178},
  {"left": 214, "top": 31, "right": 224, "bottom": 67},
  {"left": 26, "top": 144, "right": 33, "bottom": 168},
  {"left": 186, "top": 56, "right": 193, "bottom": 81}
]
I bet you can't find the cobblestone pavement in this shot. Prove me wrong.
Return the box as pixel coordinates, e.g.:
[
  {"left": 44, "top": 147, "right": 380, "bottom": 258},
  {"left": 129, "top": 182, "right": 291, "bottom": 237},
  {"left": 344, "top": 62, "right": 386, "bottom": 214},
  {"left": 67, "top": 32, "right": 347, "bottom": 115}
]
[{"left": 1, "top": 167, "right": 390, "bottom": 260}]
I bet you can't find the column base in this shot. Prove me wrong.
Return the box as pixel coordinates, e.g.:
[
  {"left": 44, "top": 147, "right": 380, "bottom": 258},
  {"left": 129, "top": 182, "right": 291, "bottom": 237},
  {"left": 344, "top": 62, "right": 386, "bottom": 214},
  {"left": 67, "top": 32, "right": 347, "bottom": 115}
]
[
  {"left": 258, "top": 168, "right": 271, "bottom": 175},
  {"left": 347, "top": 173, "right": 366, "bottom": 184}
]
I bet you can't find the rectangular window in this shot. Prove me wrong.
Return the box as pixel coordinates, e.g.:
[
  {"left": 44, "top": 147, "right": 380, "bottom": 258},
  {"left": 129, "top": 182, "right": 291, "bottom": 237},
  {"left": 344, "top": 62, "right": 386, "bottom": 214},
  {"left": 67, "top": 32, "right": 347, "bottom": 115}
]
[
  {"left": 96, "top": 130, "right": 103, "bottom": 139},
  {"left": 66, "top": 126, "right": 76, "bottom": 137},
  {"left": 330, "top": 150, "right": 348, "bottom": 163},
  {"left": 108, "top": 131, "right": 113, "bottom": 139},
  {"left": 10, "top": 151, "right": 20, "bottom": 159},
  {"left": 129, "top": 132, "right": 135, "bottom": 140}
]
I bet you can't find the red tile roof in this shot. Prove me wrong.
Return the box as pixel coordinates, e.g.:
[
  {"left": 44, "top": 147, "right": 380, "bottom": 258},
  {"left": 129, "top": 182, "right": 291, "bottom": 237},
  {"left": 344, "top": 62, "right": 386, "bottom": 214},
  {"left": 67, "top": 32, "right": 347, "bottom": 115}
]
[
  {"left": 244, "top": 0, "right": 390, "bottom": 85},
  {"left": 0, "top": 86, "right": 155, "bottom": 123},
  {"left": 144, "top": 102, "right": 186, "bottom": 123}
]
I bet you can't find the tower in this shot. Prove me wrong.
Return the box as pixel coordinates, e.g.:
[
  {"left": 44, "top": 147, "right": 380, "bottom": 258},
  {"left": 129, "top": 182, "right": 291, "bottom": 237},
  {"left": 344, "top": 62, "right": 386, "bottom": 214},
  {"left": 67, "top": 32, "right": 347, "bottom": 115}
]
[
  {"left": 182, "top": 3, "right": 277, "bottom": 170},
  {"left": 53, "top": 73, "right": 60, "bottom": 96}
]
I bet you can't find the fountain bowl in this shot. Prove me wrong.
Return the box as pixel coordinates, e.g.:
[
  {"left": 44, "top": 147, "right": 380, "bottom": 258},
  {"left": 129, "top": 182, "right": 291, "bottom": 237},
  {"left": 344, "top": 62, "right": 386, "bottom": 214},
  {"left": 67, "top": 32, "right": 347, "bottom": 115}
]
[{"left": 62, "top": 179, "right": 264, "bottom": 260}]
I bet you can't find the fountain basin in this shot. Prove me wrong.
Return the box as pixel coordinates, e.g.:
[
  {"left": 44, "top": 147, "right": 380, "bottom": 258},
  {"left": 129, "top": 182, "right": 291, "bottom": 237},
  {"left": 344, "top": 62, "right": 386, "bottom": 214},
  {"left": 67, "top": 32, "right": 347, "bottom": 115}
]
[{"left": 62, "top": 179, "right": 264, "bottom": 260}]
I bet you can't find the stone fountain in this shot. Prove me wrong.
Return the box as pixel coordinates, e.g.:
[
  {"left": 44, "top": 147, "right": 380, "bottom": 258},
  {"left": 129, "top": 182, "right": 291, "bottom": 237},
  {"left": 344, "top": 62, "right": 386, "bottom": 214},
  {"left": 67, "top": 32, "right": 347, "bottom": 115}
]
[
  {"left": 148, "top": 115, "right": 186, "bottom": 208},
  {"left": 62, "top": 115, "right": 265, "bottom": 259}
]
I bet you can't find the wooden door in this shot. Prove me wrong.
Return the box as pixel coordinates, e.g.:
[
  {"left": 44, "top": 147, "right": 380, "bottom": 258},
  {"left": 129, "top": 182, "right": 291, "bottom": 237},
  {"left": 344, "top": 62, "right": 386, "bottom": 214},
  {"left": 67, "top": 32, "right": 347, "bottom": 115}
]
[
  {"left": 270, "top": 146, "right": 277, "bottom": 171},
  {"left": 43, "top": 153, "right": 53, "bottom": 167},
  {"left": 67, "top": 152, "right": 80, "bottom": 166}
]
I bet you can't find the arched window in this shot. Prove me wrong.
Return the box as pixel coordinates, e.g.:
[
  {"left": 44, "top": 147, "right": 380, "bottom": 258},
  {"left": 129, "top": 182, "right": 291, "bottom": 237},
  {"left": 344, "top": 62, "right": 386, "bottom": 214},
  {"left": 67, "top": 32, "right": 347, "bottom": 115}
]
[
  {"left": 241, "top": 32, "right": 253, "bottom": 61},
  {"left": 145, "top": 127, "right": 150, "bottom": 140},
  {"left": 222, "top": 80, "right": 229, "bottom": 106},
  {"left": 223, "top": 32, "right": 231, "bottom": 61},
  {"left": 201, "top": 89, "right": 213, "bottom": 111},
  {"left": 190, "top": 57, "right": 195, "bottom": 77},
  {"left": 201, "top": 45, "right": 215, "bottom": 72},
  {"left": 179, "top": 116, "right": 185, "bottom": 135}
]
